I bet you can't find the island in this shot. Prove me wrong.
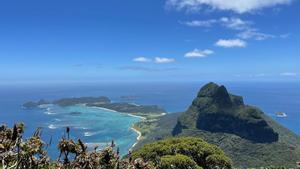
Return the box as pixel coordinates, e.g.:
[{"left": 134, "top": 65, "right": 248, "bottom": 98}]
[{"left": 23, "top": 96, "right": 166, "bottom": 121}]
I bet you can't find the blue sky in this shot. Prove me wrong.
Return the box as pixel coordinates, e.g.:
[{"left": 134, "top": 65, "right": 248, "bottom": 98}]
[{"left": 0, "top": 0, "right": 299, "bottom": 84}]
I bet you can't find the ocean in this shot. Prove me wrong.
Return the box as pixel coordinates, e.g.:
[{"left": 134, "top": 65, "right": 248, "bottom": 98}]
[{"left": 0, "top": 81, "right": 299, "bottom": 158}]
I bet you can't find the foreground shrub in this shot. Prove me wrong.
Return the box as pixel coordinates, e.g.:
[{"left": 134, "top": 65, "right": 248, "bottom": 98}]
[
  {"left": 132, "top": 137, "right": 232, "bottom": 169},
  {"left": 159, "top": 154, "right": 202, "bottom": 169},
  {"left": 0, "top": 123, "right": 50, "bottom": 169}
]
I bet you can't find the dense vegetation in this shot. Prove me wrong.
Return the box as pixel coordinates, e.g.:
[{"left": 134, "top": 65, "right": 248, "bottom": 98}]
[
  {"left": 132, "top": 137, "right": 232, "bottom": 169},
  {"left": 0, "top": 123, "right": 233, "bottom": 169},
  {"left": 54, "top": 97, "right": 111, "bottom": 107}
]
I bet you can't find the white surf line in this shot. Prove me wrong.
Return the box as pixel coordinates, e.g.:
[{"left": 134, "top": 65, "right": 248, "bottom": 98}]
[
  {"left": 87, "top": 105, "right": 147, "bottom": 120},
  {"left": 126, "top": 113, "right": 146, "bottom": 120},
  {"left": 89, "top": 106, "right": 118, "bottom": 113},
  {"left": 130, "top": 126, "right": 142, "bottom": 150}
]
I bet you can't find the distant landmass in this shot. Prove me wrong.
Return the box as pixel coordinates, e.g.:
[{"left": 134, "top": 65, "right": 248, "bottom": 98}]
[
  {"left": 53, "top": 96, "right": 111, "bottom": 106},
  {"left": 135, "top": 82, "right": 300, "bottom": 168},
  {"left": 23, "top": 96, "right": 166, "bottom": 117},
  {"left": 22, "top": 99, "right": 51, "bottom": 109}
]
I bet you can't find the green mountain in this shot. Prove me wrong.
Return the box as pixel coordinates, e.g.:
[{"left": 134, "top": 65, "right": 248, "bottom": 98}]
[
  {"left": 173, "top": 82, "right": 278, "bottom": 143},
  {"left": 136, "top": 82, "right": 300, "bottom": 168}
]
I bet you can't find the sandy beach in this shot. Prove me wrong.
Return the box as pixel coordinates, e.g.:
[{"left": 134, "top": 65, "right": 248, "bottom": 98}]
[
  {"left": 126, "top": 113, "right": 147, "bottom": 120},
  {"left": 90, "top": 106, "right": 118, "bottom": 113},
  {"left": 88, "top": 105, "right": 147, "bottom": 120},
  {"left": 130, "top": 126, "right": 142, "bottom": 149}
]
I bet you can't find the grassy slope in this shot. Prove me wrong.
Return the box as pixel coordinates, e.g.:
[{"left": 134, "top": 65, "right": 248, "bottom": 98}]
[{"left": 135, "top": 113, "right": 300, "bottom": 168}]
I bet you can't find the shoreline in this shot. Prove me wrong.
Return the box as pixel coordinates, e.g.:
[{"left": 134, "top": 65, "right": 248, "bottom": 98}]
[
  {"left": 130, "top": 126, "right": 142, "bottom": 150},
  {"left": 86, "top": 105, "right": 146, "bottom": 149},
  {"left": 89, "top": 106, "right": 118, "bottom": 113},
  {"left": 126, "top": 113, "right": 147, "bottom": 120},
  {"left": 88, "top": 105, "right": 147, "bottom": 120}
]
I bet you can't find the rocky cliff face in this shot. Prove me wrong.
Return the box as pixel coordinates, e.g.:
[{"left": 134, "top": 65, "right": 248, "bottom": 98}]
[{"left": 173, "top": 82, "right": 279, "bottom": 143}]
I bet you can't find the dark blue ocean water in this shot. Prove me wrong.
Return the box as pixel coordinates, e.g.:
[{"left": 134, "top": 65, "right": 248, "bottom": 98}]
[{"left": 0, "top": 82, "right": 299, "bottom": 158}]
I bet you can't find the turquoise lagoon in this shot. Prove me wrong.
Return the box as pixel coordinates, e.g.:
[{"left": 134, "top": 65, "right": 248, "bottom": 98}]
[{"left": 30, "top": 104, "right": 141, "bottom": 158}]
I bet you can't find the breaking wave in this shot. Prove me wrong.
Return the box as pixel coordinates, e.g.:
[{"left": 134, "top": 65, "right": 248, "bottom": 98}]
[
  {"left": 84, "top": 131, "right": 103, "bottom": 137},
  {"left": 48, "top": 124, "right": 58, "bottom": 129}
]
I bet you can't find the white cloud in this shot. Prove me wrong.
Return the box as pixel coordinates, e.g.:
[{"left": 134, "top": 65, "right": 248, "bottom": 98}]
[
  {"left": 280, "top": 72, "right": 297, "bottom": 76},
  {"left": 279, "top": 33, "right": 291, "bottom": 39},
  {"left": 184, "top": 49, "right": 214, "bottom": 58},
  {"left": 181, "top": 17, "right": 276, "bottom": 41},
  {"left": 215, "top": 39, "right": 247, "bottom": 48},
  {"left": 180, "top": 19, "right": 217, "bottom": 27},
  {"left": 234, "top": 73, "right": 267, "bottom": 78},
  {"left": 119, "top": 66, "right": 179, "bottom": 72},
  {"left": 181, "top": 17, "right": 251, "bottom": 30},
  {"left": 166, "top": 0, "right": 292, "bottom": 13},
  {"left": 220, "top": 17, "right": 251, "bottom": 30},
  {"left": 254, "top": 73, "right": 266, "bottom": 77},
  {"left": 154, "top": 57, "right": 176, "bottom": 63},
  {"left": 133, "top": 56, "right": 176, "bottom": 64},
  {"left": 133, "top": 57, "right": 152, "bottom": 63},
  {"left": 237, "top": 29, "right": 275, "bottom": 40}
]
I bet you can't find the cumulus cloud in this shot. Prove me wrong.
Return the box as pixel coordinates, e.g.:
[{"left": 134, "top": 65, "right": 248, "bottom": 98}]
[
  {"left": 166, "top": 0, "right": 292, "bottom": 13},
  {"left": 154, "top": 57, "right": 176, "bottom": 63},
  {"left": 184, "top": 49, "right": 214, "bottom": 58},
  {"left": 133, "top": 57, "right": 152, "bottom": 63},
  {"left": 280, "top": 72, "right": 297, "bottom": 76},
  {"left": 215, "top": 39, "right": 247, "bottom": 48}
]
